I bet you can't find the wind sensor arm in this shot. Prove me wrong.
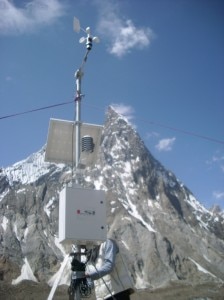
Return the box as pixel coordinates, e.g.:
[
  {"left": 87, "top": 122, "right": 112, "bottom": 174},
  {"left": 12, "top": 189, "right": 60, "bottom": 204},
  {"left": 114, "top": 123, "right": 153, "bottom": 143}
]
[{"left": 73, "top": 17, "right": 100, "bottom": 99}]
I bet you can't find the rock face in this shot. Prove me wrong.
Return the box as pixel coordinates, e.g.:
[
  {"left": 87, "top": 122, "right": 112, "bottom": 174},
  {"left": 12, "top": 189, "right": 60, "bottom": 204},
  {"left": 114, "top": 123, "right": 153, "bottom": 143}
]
[{"left": 0, "top": 107, "right": 224, "bottom": 298}]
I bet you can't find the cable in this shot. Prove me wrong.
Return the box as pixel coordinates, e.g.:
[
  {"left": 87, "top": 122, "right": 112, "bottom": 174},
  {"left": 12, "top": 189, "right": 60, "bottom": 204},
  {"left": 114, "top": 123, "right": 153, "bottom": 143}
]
[
  {"left": 0, "top": 100, "right": 223, "bottom": 145},
  {"left": 0, "top": 100, "right": 74, "bottom": 120},
  {"left": 137, "top": 118, "right": 224, "bottom": 145},
  {"left": 92, "top": 264, "right": 117, "bottom": 300}
]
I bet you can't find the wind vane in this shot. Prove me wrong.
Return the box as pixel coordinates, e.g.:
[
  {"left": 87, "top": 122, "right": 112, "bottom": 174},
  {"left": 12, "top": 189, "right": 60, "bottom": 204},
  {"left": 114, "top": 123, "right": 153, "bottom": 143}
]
[{"left": 73, "top": 17, "right": 99, "bottom": 59}]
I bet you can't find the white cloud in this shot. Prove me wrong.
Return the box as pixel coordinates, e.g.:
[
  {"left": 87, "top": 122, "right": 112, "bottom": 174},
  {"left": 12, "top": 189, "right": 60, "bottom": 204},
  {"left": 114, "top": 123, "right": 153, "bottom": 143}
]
[
  {"left": 111, "top": 103, "right": 135, "bottom": 125},
  {"left": 206, "top": 151, "right": 224, "bottom": 173},
  {"left": 213, "top": 191, "right": 224, "bottom": 200},
  {"left": 0, "top": 0, "right": 66, "bottom": 35},
  {"left": 211, "top": 154, "right": 224, "bottom": 163},
  {"left": 155, "top": 137, "right": 176, "bottom": 152},
  {"left": 146, "top": 131, "right": 160, "bottom": 139},
  {"left": 5, "top": 75, "right": 13, "bottom": 81},
  {"left": 95, "top": 0, "right": 154, "bottom": 57}
]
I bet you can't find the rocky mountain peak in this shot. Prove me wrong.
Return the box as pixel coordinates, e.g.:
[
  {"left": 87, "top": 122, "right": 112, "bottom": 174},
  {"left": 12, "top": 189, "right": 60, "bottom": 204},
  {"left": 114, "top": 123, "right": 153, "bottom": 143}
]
[{"left": 0, "top": 107, "right": 223, "bottom": 299}]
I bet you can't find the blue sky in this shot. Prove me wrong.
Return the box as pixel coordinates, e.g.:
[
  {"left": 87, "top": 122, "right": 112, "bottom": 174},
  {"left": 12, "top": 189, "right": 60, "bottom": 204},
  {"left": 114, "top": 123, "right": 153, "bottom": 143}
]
[{"left": 0, "top": 0, "right": 224, "bottom": 209}]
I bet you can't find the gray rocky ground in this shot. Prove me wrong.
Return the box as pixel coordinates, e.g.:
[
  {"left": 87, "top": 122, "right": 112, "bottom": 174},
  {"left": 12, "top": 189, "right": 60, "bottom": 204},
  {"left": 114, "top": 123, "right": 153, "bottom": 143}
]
[{"left": 0, "top": 281, "right": 224, "bottom": 300}]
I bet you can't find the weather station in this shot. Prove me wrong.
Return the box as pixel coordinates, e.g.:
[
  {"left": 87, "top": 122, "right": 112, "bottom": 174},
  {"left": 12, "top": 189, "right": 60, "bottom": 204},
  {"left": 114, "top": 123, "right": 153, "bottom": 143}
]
[{"left": 45, "top": 17, "right": 106, "bottom": 300}]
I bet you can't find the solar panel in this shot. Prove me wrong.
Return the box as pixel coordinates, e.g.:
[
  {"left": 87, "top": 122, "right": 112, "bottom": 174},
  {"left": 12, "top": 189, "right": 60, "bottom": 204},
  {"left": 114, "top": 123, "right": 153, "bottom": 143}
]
[{"left": 45, "top": 118, "right": 103, "bottom": 167}]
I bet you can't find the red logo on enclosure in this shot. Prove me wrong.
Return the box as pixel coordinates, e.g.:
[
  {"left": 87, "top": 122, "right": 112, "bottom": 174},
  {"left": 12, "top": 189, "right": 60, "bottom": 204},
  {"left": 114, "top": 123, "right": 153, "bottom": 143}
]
[{"left": 76, "top": 209, "right": 95, "bottom": 216}]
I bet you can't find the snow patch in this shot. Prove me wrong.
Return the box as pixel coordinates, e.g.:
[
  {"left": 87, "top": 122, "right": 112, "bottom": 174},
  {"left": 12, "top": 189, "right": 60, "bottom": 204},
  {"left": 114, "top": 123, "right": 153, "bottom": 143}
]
[
  {"left": 14, "top": 224, "right": 19, "bottom": 240},
  {"left": 148, "top": 199, "right": 154, "bottom": 207},
  {"left": 111, "top": 207, "right": 116, "bottom": 213},
  {"left": 24, "top": 227, "right": 29, "bottom": 240},
  {"left": 196, "top": 215, "right": 209, "bottom": 231},
  {"left": 148, "top": 199, "right": 161, "bottom": 210},
  {"left": 121, "top": 240, "right": 130, "bottom": 250},
  {"left": 85, "top": 176, "right": 91, "bottom": 182},
  {"left": 124, "top": 161, "right": 132, "bottom": 173},
  {"left": 122, "top": 216, "right": 132, "bottom": 222},
  {"left": 4, "top": 148, "right": 65, "bottom": 185},
  {"left": 135, "top": 272, "right": 149, "bottom": 289},
  {"left": 0, "top": 188, "right": 9, "bottom": 202},
  {"left": 1, "top": 216, "right": 8, "bottom": 231},
  {"left": 12, "top": 257, "right": 38, "bottom": 285},
  {"left": 203, "top": 255, "right": 211, "bottom": 263},
  {"left": 123, "top": 198, "right": 156, "bottom": 233},
  {"left": 188, "top": 258, "right": 217, "bottom": 278},
  {"left": 158, "top": 170, "right": 176, "bottom": 188},
  {"left": 44, "top": 197, "right": 56, "bottom": 218},
  {"left": 17, "top": 188, "right": 26, "bottom": 194},
  {"left": 94, "top": 177, "right": 103, "bottom": 190},
  {"left": 94, "top": 176, "right": 107, "bottom": 191},
  {"left": 187, "top": 194, "right": 209, "bottom": 215}
]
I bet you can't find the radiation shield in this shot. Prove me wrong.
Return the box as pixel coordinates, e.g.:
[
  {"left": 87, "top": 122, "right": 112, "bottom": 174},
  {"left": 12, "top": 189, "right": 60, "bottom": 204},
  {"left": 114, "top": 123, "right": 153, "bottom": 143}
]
[
  {"left": 44, "top": 118, "right": 103, "bottom": 167},
  {"left": 59, "top": 186, "right": 107, "bottom": 245}
]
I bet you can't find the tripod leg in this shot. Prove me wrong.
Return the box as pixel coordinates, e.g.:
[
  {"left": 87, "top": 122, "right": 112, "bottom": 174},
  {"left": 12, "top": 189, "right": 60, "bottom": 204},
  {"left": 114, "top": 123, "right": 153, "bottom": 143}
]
[
  {"left": 75, "top": 288, "right": 81, "bottom": 300},
  {"left": 48, "top": 254, "right": 70, "bottom": 300},
  {"left": 68, "top": 282, "right": 81, "bottom": 300}
]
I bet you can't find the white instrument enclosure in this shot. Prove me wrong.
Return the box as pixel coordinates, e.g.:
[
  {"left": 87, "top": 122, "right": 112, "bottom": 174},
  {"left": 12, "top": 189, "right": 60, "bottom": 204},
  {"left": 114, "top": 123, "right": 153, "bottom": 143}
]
[{"left": 59, "top": 186, "right": 106, "bottom": 245}]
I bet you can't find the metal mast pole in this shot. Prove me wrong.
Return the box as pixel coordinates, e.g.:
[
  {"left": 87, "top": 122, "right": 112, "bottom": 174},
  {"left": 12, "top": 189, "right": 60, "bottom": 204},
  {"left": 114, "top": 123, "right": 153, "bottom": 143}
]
[
  {"left": 73, "top": 67, "right": 83, "bottom": 300},
  {"left": 73, "top": 50, "right": 90, "bottom": 300},
  {"left": 74, "top": 53, "right": 89, "bottom": 300},
  {"left": 72, "top": 19, "right": 99, "bottom": 300},
  {"left": 74, "top": 51, "right": 88, "bottom": 181},
  {"left": 75, "top": 68, "right": 83, "bottom": 175}
]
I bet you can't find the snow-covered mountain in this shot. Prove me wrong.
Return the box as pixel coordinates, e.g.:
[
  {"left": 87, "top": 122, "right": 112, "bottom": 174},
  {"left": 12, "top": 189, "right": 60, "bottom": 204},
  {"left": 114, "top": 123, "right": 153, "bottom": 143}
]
[{"left": 0, "top": 107, "right": 223, "bottom": 299}]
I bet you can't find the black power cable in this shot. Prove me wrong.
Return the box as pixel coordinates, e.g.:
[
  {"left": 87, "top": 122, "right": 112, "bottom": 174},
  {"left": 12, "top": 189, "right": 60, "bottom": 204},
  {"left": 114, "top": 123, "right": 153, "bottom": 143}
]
[
  {"left": 0, "top": 100, "right": 74, "bottom": 120},
  {"left": 0, "top": 100, "right": 223, "bottom": 145}
]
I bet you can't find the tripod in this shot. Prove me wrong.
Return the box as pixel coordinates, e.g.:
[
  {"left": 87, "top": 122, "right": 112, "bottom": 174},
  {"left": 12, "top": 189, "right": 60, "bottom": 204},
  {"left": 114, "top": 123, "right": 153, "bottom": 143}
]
[{"left": 68, "top": 247, "right": 93, "bottom": 299}]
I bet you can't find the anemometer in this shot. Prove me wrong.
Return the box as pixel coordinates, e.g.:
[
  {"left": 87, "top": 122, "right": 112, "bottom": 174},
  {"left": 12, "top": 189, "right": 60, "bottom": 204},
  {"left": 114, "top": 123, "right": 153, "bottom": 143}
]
[{"left": 73, "top": 17, "right": 100, "bottom": 51}]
